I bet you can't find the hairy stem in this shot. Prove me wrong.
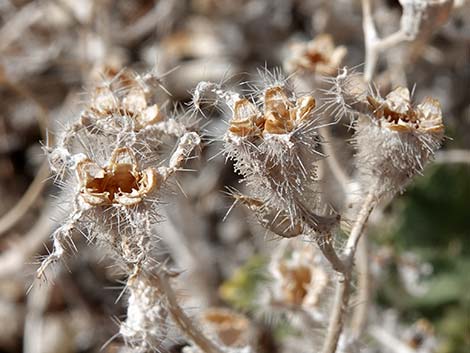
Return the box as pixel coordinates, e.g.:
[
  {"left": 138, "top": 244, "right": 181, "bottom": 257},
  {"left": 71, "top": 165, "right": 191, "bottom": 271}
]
[
  {"left": 317, "top": 239, "right": 347, "bottom": 275},
  {"left": 321, "top": 188, "right": 378, "bottom": 353},
  {"left": 153, "top": 271, "right": 225, "bottom": 353}
]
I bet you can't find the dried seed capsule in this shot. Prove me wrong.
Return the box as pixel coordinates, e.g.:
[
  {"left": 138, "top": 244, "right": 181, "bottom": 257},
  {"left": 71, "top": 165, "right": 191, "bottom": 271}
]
[
  {"left": 355, "top": 86, "right": 445, "bottom": 194},
  {"left": 77, "top": 147, "right": 158, "bottom": 206}
]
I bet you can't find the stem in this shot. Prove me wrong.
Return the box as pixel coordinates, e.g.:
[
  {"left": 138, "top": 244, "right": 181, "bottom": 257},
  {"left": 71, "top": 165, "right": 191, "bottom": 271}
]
[
  {"left": 321, "top": 188, "right": 378, "bottom": 353},
  {"left": 319, "top": 125, "right": 350, "bottom": 196},
  {"left": 361, "top": 0, "right": 412, "bottom": 82},
  {"left": 351, "top": 234, "right": 370, "bottom": 338},
  {"left": 317, "top": 239, "right": 347, "bottom": 275},
  {"left": 435, "top": 149, "right": 470, "bottom": 164},
  {"left": 153, "top": 271, "right": 225, "bottom": 353},
  {"left": 321, "top": 272, "right": 351, "bottom": 353},
  {"left": 344, "top": 191, "right": 377, "bottom": 261},
  {"left": 0, "top": 161, "right": 49, "bottom": 237}
]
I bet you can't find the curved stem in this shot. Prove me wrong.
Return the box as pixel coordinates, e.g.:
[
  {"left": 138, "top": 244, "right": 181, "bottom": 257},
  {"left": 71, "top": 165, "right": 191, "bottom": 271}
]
[
  {"left": 0, "top": 77, "right": 51, "bottom": 237},
  {"left": 321, "top": 187, "right": 378, "bottom": 353},
  {"left": 0, "top": 161, "right": 50, "bottom": 236}
]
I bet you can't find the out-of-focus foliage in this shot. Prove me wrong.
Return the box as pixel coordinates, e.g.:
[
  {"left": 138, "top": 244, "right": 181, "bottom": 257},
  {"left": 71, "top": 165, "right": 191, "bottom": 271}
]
[{"left": 377, "top": 165, "right": 470, "bottom": 353}]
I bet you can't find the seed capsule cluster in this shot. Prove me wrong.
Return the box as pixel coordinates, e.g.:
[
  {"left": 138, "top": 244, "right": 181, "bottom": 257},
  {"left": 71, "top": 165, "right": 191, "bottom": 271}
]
[
  {"left": 39, "top": 68, "right": 200, "bottom": 282},
  {"left": 228, "top": 86, "right": 316, "bottom": 138},
  {"left": 216, "top": 83, "right": 339, "bottom": 237}
]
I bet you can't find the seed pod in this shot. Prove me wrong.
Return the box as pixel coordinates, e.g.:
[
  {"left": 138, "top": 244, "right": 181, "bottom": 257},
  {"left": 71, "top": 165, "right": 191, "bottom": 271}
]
[
  {"left": 77, "top": 147, "right": 158, "bottom": 206},
  {"left": 355, "top": 86, "right": 445, "bottom": 194}
]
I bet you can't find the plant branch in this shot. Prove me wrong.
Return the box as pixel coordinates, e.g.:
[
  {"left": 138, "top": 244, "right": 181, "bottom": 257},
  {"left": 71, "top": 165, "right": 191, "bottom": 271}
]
[
  {"left": 152, "top": 270, "right": 225, "bottom": 353},
  {"left": 0, "top": 161, "right": 50, "bottom": 237},
  {"left": 361, "top": 0, "right": 412, "bottom": 82},
  {"left": 319, "top": 125, "right": 350, "bottom": 196},
  {"left": 321, "top": 187, "right": 378, "bottom": 353},
  {"left": 317, "top": 238, "right": 347, "bottom": 275},
  {"left": 350, "top": 234, "right": 370, "bottom": 338}
]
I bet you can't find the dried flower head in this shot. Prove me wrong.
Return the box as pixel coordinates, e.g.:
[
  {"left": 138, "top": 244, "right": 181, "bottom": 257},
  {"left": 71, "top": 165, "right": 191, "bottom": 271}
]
[
  {"left": 284, "top": 34, "right": 347, "bottom": 76},
  {"left": 77, "top": 69, "right": 167, "bottom": 144},
  {"left": 193, "top": 78, "right": 339, "bottom": 237},
  {"left": 354, "top": 86, "right": 445, "bottom": 194},
  {"left": 39, "top": 68, "right": 201, "bottom": 275}
]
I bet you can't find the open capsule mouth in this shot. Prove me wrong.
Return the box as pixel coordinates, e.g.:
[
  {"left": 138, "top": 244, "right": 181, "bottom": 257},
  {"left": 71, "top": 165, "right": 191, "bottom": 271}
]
[
  {"left": 77, "top": 148, "right": 157, "bottom": 206},
  {"left": 366, "top": 87, "right": 444, "bottom": 134},
  {"left": 228, "top": 87, "right": 316, "bottom": 137}
]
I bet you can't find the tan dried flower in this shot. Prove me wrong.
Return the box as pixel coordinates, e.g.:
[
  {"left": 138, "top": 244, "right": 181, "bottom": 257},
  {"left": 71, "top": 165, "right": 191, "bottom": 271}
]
[
  {"left": 77, "top": 147, "right": 158, "bottom": 206},
  {"left": 86, "top": 69, "right": 165, "bottom": 132},
  {"left": 200, "top": 308, "right": 252, "bottom": 348},
  {"left": 275, "top": 252, "right": 328, "bottom": 308},
  {"left": 262, "top": 86, "right": 316, "bottom": 135},
  {"left": 227, "top": 87, "right": 316, "bottom": 137},
  {"left": 193, "top": 78, "right": 338, "bottom": 238},
  {"left": 285, "top": 34, "right": 347, "bottom": 76}
]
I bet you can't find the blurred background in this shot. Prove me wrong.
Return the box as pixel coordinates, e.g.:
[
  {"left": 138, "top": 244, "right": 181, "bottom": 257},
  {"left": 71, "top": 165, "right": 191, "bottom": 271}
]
[{"left": 0, "top": 1, "right": 469, "bottom": 353}]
